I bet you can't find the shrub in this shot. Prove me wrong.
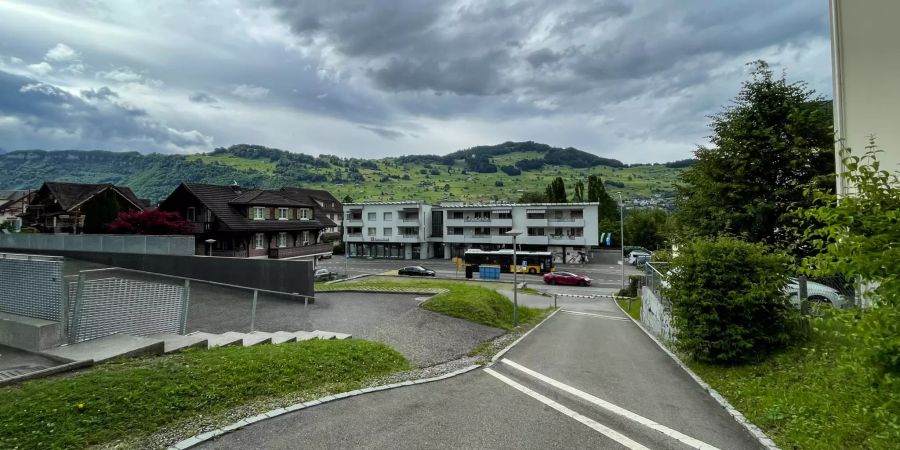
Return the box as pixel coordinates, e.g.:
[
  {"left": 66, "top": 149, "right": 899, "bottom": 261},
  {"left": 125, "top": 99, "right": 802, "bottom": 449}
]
[
  {"left": 666, "top": 237, "right": 796, "bottom": 364},
  {"left": 616, "top": 275, "right": 642, "bottom": 297}
]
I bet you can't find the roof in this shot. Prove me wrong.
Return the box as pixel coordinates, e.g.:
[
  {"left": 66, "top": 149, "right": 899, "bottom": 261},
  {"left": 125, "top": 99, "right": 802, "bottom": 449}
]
[
  {"left": 171, "top": 183, "right": 335, "bottom": 232},
  {"left": 42, "top": 182, "right": 144, "bottom": 211},
  {"left": 437, "top": 202, "right": 600, "bottom": 209},
  {"left": 280, "top": 187, "right": 342, "bottom": 213},
  {"left": 229, "top": 189, "right": 310, "bottom": 207},
  {"left": 0, "top": 190, "right": 28, "bottom": 201},
  {"left": 343, "top": 201, "right": 424, "bottom": 206},
  {"left": 0, "top": 192, "right": 33, "bottom": 212}
]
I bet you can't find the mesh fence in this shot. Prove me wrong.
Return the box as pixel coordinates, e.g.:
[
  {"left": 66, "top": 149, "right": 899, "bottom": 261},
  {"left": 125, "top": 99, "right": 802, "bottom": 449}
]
[
  {"left": 67, "top": 277, "right": 185, "bottom": 343},
  {"left": 0, "top": 253, "right": 65, "bottom": 321}
]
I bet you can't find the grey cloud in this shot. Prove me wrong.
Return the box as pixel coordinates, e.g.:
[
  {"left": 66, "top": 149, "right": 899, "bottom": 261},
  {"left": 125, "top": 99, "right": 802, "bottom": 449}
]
[
  {"left": 0, "top": 70, "right": 211, "bottom": 150},
  {"left": 189, "top": 91, "right": 218, "bottom": 104},
  {"left": 359, "top": 125, "right": 406, "bottom": 141}
]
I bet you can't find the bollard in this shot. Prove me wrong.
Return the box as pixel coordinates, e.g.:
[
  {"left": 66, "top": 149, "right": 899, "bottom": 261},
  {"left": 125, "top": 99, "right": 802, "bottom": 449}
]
[
  {"left": 553, "top": 294, "right": 558, "bottom": 309},
  {"left": 250, "top": 289, "right": 258, "bottom": 333},
  {"left": 179, "top": 279, "right": 190, "bottom": 335}
]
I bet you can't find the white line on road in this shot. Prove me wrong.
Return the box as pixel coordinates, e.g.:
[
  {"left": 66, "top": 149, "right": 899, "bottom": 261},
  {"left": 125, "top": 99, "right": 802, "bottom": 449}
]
[
  {"left": 483, "top": 368, "right": 650, "bottom": 450},
  {"left": 500, "top": 359, "right": 721, "bottom": 450},
  {"left": 560, "top": 310, "right": 631, "bottom": 321}
]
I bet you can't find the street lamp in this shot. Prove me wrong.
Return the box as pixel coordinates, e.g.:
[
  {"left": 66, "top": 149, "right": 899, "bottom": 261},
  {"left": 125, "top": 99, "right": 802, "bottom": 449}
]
[
  {"left": 205, "top": 238, "right": 216, "bottom": 257},
  {"left": 616, "top": 192, "right": 625, "bottom": 290},
  {"left": 505, "top": 229, "right": 524, "bottom": 327}
]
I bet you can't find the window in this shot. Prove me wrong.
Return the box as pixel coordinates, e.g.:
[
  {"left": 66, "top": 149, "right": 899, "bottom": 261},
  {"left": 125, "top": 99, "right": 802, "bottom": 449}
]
[
  {"left": 253, "top": 207, "right": 265, "bottom": 220},
  {"left": 496, "top": 211, "right": 512, "bottom": 219},
  {"left": 368, "top": 212, "right": 377, "bottom": 221},
  {"left": 368, "top": 227, "right": 376, "bottom": 236},
  {"left": 278, "top": 208, "right": 289, "bottom": 220},
  {"left": 450, "top": 227, "right": 464, "bottom": 235},
  {"left": 278, "top": 232, "right": 287, "bottom": 248},
  {"left": 526, "top": 210, "right": 546, "bottom": 219},
  {"left": 299, "top": 208, "right": 311, "bottom": 220},
  {"left": 498, "top": 227, "right": 511, "bottom": 234},
  {"left": 384, "top": 212, "right": 392, "bottom": 221},
  {"left": 383, "top": 228, "right": 392, "bottom": 236},
  {"left": 451, "top": 211, "right": 464, "bottom": 219},
  {"left": 206, "top": 209, "right": 212, "bottom": 222},
  {"left": 255, "top": 233, "right": 265, "bottom": 249},
  {"left": 571, "top": 210, "right": 584, "bottom": 219},
  {"left": 527, "top": 227, "right": 545, "bottom": 236},
  {"left": 186, "top": 207, "right": 196, "bottom": 222}
]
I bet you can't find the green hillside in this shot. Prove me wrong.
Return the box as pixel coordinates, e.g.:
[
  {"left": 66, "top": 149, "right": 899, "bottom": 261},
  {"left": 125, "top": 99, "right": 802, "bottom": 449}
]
[{"left": 0, "top": 142, "right": 687, "bottom": 205}]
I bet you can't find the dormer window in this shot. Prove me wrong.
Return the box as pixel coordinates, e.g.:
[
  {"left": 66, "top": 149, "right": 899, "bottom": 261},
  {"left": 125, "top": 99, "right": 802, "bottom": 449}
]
[
  {"left": 253, "top": 207, "right": 265, "bottom": 220},
  {"left": 299, "top": 208, "right": 311, "bottom": 220},
  {"left": 278, "top": 207, "right": 289, "bottom": 220}
]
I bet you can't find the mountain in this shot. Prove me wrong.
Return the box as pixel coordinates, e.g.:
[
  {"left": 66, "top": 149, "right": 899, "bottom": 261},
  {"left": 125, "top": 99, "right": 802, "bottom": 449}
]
[{"left": 0, "top": 142, "right": 688, "bottom": 204}]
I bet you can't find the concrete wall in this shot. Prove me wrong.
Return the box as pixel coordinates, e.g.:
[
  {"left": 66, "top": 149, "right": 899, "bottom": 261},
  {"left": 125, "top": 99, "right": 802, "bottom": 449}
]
[
  {"left": 831, "top": 0, "right": 900, "bottom": 194},
  {"left": 0, "top": 234, "right": 195, "bottom": 256},
  {"left": 641, "top": 285, "right": 675, "bottom": 342}
]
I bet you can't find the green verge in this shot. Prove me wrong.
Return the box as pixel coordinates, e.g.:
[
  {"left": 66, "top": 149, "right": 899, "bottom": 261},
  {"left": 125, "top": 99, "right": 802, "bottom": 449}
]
[
  {"left": 616, "top": 298, "right": 641, "bottom": 320},
  {"left": 688, "top": 315, "right": 900, "bottom": 449},
  {"left": 0, "top": 339, "right": 409, "bottom": 449},
  {"left": 319, "top": 276, "right": 548, "bottom": 330}
]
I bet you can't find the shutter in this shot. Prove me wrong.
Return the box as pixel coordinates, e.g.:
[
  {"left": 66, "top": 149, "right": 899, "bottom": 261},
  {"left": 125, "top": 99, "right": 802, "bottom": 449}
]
[
  {"left": 248, "top": 207, "right": 253, "bottom": 219},
  {"left": 267, "top": 207, "right": 273, "bottom": 220}
]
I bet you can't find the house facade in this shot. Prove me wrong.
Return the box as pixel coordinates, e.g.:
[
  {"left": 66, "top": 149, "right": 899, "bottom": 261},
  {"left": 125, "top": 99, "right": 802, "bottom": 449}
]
[
  {"left": 19, "top": 182, "right": 144, "bottom": 233},
  {"left": 280, "top": 187, "right": 343, "bottom": 243},
  {"left": 343, "top": 201, "right": 600, "bottom": 261},
  {"left": 0, "top": 191, "right": 32, "bottom": 230},
  {"left": 159, "top": 183, "right": 336, "bottom": 258}
]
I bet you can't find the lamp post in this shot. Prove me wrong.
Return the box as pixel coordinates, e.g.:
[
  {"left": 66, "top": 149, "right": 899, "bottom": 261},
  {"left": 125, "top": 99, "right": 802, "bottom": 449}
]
[
  {"left": 505, "top": 229, "right": 524, "bottom": 327},
  {"left": 205, "top": 238, "right": 216, "bottom": 257},
  {"left": 616, "top": 192, "right": 625, "bottom": 290}
]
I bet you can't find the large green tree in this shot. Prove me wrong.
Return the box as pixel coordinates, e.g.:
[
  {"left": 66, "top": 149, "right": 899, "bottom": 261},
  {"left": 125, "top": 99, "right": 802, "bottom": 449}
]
[
  {"left": 623, "top": 208, "right": 669, "bottom": 250},
  {"left": 674, "top": 61, "right": 834, "bottom": 256},
  {"left": 544, "top": 177, "right": 567, "bottom": 202}
]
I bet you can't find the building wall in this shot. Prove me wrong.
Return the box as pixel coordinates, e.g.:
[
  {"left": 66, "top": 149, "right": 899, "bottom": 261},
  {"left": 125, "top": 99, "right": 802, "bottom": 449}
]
[
  {"left": 831, "top": 0, "right": 900, "bottom": 194},
  {"left": 343, "top": 202, "right": 431, "bottom": 259}
]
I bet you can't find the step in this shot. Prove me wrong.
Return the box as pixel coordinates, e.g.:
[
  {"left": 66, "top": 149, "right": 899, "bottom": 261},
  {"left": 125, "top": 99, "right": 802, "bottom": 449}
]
[
  {"left": 0, "top": 311, "right": 63, "bottom": 351},
  {"left": 329, "top": 332, "right": 352, "bottom": 340},
  {"left": 222, "top": 331, "right": 271, "bottom": 347},
  {"left": 187, "top": 332, "right": 243, "bottom": 348},
  {"left": 270, "top": 331, "right": 297, "bottom": 344},
  {"left": 43, "top": 334, "right": 164, "bottom": 363},
  {"left": 309, "top": 330, "right": 338, "bottom": 340},
  {"left": 147, "top": 333, "right": 208, "bottom": 353},
  {"left": 292, "top": 331, "right": 318, "bottom": 341}
]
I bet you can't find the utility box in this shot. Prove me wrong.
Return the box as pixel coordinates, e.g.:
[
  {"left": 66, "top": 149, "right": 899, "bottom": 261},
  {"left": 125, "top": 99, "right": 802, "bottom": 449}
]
[{"left": 479, "top": 265, "right": 501, "bottom": 280}]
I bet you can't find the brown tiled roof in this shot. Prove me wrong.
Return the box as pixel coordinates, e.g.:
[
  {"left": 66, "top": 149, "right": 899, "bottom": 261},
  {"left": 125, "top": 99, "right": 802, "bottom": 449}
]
[
  {"left": 43, "top": 182, "right": 144, "bottom": 211},
  {"left": 229, "top": 189, "right": 310, "bottom": 207},
  {"left": 280, "top": 187, "right": 342, "bottom": 213},
  {"left": 174, "top": 183, "right": 333, "bottom": 232}
]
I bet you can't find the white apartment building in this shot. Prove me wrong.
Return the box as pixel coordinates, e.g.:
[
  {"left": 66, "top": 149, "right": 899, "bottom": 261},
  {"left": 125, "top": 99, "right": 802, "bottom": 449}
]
[
  {"left": 343, "top": 201, "right": 432, "bottom": 259},
  {"left": 343, "top": 201, "right": 600, "bottom": 261}
]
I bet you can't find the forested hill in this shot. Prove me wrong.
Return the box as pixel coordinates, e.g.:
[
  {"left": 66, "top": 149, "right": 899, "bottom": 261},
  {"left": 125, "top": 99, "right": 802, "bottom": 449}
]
[{"left": 0, "top": 142, "right": 692, "bottom": 204}]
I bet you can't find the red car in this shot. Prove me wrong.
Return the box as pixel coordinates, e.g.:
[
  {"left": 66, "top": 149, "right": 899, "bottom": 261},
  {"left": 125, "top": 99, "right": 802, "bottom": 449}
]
[{"left": 543, "top": 272, "right": 592, "bottom": 286}]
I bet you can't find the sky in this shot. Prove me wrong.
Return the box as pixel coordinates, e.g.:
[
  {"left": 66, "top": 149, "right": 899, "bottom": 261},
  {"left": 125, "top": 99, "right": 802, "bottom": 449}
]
[{"left": 0, "top": 0, "right": 832, "bottom": 163}]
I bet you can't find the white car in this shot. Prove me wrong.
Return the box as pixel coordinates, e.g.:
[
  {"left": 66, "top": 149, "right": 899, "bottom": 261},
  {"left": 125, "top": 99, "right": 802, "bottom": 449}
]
[
  {"left": 314, "top": 268, "right": 332, "bottom": 280},
  {"left": 628, "top": 250, "right": 652, "bottom": 265},
  {"left": 784, "top": 278, "right": 846, "bottom": 309}
]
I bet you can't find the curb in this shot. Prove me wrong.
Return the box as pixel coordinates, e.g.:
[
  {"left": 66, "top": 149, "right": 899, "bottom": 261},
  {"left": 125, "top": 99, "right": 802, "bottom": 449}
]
[
  {"left": 168, "top": 364, "right": 481, "bottom": 449},
  {"left": 613, "top": 300, "right": 779, "bottom": 450}
]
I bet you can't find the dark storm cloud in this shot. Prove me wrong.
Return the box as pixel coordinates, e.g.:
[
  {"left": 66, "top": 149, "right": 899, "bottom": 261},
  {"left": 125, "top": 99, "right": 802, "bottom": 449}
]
[
  {"left": 188, "top": 91, "right": 218, "bottom": 104},
  {"left": 0, "top": 70, "right": 210, "bottom": 149}
]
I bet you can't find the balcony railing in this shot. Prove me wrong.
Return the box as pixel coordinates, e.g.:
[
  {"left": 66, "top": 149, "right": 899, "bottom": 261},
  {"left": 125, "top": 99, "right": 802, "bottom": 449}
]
[
  {"left": 463, "top": 217, "right": 492, "bottom": 222},
  {"left": 210, "top": 249, "right": 248, "bottom": 258},
  {"left": 548, "top": 217, "right": 576, "bottom": 222},
  {"left": 268, "top": 243, "right": 332, "bottom": 259}
]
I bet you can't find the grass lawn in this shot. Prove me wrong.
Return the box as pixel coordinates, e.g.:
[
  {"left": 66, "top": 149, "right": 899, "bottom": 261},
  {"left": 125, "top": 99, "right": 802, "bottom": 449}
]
[
  {"left": 319, "top": 276, "right": 548, "bottom": 330},
  {"left": 688, "top": 316, "right": 900, "bottom": 449},
  {"left": 0, "top": 339, "right": 408, "bottom": 449},
  {"left": 616, "top": 298, "right": 641, "bottom": 320}
]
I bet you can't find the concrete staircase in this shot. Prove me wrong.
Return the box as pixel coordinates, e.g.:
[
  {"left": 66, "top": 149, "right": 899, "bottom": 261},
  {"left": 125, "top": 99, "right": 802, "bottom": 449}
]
[{"left": 41, "top": 329, "right": 352, "bottom": 364}]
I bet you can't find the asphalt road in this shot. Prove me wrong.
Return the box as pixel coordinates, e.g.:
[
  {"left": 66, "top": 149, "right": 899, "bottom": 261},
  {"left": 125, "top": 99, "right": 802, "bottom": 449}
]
[
  {"left": 200, "top": 294, "right": 760, "bottom": 449},
  {"left": 316, "top": 257, "right": 642, "bottom": 288}
]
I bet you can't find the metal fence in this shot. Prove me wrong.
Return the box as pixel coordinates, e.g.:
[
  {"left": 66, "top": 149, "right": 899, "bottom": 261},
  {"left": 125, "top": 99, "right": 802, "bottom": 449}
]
[
  {"left": 0, "top": 252, "right": 66, "bottom": 323},
  {"left": 0, "top": 233, "right": 195, "bottom": 256},
  {"left": 66, "top": 272, "right": 188, "bottom": 343}
]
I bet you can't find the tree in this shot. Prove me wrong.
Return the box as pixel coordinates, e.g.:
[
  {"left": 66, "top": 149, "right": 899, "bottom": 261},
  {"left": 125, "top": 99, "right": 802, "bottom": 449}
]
[
  {"left": 623, "top": 208, "right": 669, "bottom": 250},
  {"left": 573, "top": 180, "right": 585, "bottom": 202},
  {"left": 106, "top": 209, "right": 193, "bottom": 235},
  {"left": 82, "top": 189, "right": 124, "bottom": 233},
  {"left": 801, "top": 145, "right": 900, "bottom": 380},
  {"left": 342, "top": 195, "right": 353, "bottom": 203},
  {"left": 544, "top": 177, "right": 567, "bottom": 202},
  {"left": 587, "top": 175, "right": 617, "bottom": 218},
  {"left": 518, "top": 191, "right": 547, "bottom": 203},
  {"left": 674, "top": 61, "right": 834, "bottom": 257},
  {"left": 666, "top": 237, "right": 796, "bottom": 364}
]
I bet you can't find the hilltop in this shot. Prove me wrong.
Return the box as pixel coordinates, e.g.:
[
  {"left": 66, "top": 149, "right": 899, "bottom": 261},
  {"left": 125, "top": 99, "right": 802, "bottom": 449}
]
[{"left": 0, "top": 142, "right": 690, "bottom": 205}]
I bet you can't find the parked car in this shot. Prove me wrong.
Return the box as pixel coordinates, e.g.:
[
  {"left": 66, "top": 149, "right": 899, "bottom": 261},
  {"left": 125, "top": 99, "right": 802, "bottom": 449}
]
[
  {"left": 314, "top": 268, "right": 332, "bottom": 281},
  {"left": 628, "top": 250, "right": 652, "bottom": 265},
  {"left": 623, "top": 246, "right": 651, "bottom": 257},
  {"left": 543, "top": 271, "right": 592, "bottom": 286},
  {"left": 784, "top": 278, "right": 847, "bottom": 308},
  {"left": 398, "top": 266, "right": 436, "bottom": 277}
]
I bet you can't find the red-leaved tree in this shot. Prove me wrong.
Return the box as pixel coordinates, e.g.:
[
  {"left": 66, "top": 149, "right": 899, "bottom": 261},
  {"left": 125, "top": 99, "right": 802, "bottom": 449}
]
[{"left": 106, "top": 209, "right": 193, "bottom": 235}]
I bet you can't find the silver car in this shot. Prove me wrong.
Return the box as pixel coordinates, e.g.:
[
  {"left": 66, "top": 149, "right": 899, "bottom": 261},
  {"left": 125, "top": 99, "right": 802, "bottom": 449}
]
[{"left": 784, "top": 278, "right": 846, "bottom": 308}]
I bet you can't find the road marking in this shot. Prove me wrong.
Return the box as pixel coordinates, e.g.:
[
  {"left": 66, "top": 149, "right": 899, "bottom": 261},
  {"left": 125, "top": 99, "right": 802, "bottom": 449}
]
[
  {"left": 483, "top": 368, "right": 650, "bottom": 450},
  {"left": 560, "top": 310, "right": 631, "bottom": 321},
  {"left": 500, "top": 359, "right": 721, "bottom": 450}
]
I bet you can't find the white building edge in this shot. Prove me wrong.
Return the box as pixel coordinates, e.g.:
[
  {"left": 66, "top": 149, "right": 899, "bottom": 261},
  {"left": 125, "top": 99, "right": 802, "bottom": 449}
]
[{"left": 343, "top": 201, "right": 600, "bottom": 262}]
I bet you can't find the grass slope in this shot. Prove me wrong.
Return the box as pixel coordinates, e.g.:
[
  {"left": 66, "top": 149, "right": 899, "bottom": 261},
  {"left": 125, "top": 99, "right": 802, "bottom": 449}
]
[
  {"left": 689, "top": 316, "right": 900, "bottom": 449},
  {"left": 0, "top": 339, "right": 408, "bottom": 449},
  {"left": 319, "top": 276, "right": 547, "bottom": 330}
]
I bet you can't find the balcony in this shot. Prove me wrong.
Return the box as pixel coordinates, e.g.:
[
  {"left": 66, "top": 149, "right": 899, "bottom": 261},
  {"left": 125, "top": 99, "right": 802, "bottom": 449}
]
[
  {"left": 463, "top": 217, "right": 492, "bottom": 223},
  {"left": 548, "top": 218, "right": 585, "bottom": 227},
  {"left": 268, "top": 243, "right": 333, "bottom": 259},
  {"left": 191, "top": 221, "right": 218, "bottom": 233},
  {"left": 396, "top": 234, "right": 421, "bottom": 243},
  {"left": 549, "top": 235, "right": 586, "bottom": 246},
  {"left": 525, "top": 217, "right": 548, "bottom": 227},
  {"left": 491, "top": 235, "right": 513, "bottom": 245},
  {"left": 345, "top": 217, "right": 363, "bottom": 225},
  {"left": 519, "top": 235, "right": 549, "bottom": 245},
  {"left": 399, "top": 217, "right": 420, "bottom": 224},
  {"left": 345, "top": 233, "right": 364, "bottom": 242}
]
